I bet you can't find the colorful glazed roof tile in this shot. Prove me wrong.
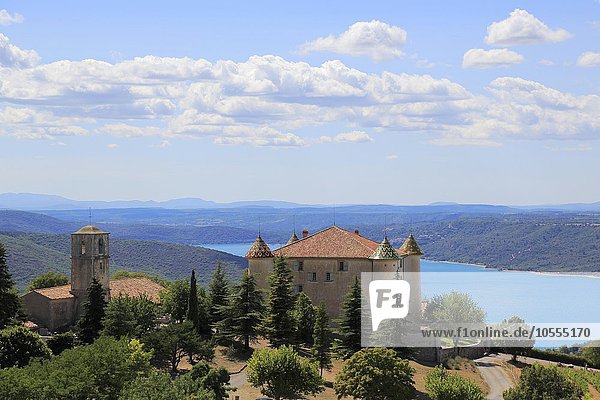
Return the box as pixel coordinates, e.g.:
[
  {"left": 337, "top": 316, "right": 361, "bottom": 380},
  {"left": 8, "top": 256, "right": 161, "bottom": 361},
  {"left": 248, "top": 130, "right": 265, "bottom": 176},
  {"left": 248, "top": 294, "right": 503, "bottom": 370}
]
[
  {"left": 273, "top": 226, "right": 379, "bottom": 259},
  {"left": 369, "top": 237, "right": 400, "bottom": 260},
  {"left": 398, "top": 233, "right": 424, "bottom": 256},
  {"left": 286, "top": 231, "right": 299, "bottom": 245},
  {"left": 73, "top": 225, "right": 107, "bottom": 235},
  {"left": 31, "top": 277, "right": 163, "bottom": 302},
  {"left": 245, "top": 235, "right": 274, "bottom": 258}
]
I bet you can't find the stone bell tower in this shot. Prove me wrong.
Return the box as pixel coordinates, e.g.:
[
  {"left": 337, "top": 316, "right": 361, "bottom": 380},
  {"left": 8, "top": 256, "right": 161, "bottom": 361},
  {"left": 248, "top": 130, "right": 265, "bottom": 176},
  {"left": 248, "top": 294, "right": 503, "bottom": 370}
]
[{"left": 70, "top": 225, "right": 111, "bottom": 302}]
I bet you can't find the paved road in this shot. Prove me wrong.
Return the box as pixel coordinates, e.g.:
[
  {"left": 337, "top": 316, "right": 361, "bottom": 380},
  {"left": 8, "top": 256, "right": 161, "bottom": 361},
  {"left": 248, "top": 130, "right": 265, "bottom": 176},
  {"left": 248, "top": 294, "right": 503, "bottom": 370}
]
[
  {"left": 229, "top": 367, "right": 248, "bottom": 390},
  {"left": 475, "top": 355, "right": 513, "bottom": 400}
]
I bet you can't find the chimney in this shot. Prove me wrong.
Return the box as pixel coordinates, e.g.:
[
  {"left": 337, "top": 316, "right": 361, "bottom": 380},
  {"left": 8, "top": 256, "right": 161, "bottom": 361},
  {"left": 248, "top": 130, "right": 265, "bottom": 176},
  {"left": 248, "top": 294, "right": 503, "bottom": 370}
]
[
  {"left": 354, "top": 229, "right": 360, "bottom": 235},
  {"left": 302, "top": 229, "right": 308, "bottom": 239}
]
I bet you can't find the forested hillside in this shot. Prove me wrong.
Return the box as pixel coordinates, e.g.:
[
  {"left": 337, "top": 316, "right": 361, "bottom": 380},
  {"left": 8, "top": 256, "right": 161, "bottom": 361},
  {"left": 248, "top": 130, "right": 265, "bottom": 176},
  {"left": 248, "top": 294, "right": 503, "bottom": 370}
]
[{"left": 0, "top": 231, "right": 246, "bottom": 292}]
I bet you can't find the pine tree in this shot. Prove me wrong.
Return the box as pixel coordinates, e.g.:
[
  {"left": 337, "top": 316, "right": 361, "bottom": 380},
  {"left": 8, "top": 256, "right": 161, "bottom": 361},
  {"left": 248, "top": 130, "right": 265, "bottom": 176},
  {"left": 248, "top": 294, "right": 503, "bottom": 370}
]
[
  {"left": 0, "top": 242, "right": 21, "bottom": 329},
  {"left": 334, "top": 276, "right": 362, "bottom": 358},
  {"left": 312, "top": 305, "right": 332, "bottom": 376},
  {"left": 187, "top": 270, "right": 200, "bottom": 333},
  {"left": 294, "top": 292, "right": 315, "bottom": 345},
  {"left": 77, "top": 278, "right": 107, "bottom": 344},
  {"left": 218, "top": 269, "right": 263, "bottom": 349},
  {"left": 208, "top": 263, "right": 230, "bottom": 329},
  {"left": 263, "top": 256, "right": 295, "bottom": 347}
]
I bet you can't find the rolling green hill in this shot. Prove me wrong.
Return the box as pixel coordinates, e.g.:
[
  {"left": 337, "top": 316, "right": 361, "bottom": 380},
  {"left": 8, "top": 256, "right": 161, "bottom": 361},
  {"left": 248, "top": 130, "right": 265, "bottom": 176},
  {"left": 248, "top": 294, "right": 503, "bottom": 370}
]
[{"left": 0, "top": 231, "right": 247, "bottom": 292}]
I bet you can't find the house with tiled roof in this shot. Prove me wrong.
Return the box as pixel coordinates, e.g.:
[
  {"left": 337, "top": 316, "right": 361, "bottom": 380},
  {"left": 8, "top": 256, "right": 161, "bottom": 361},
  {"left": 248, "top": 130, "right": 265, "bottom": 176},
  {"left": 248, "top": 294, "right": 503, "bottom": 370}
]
[
  {"left": 246, "top": 226, "right": 423, "bottom": 317},
  {"left": 21, "top": 225, "right": 164, "bottom": 332}
]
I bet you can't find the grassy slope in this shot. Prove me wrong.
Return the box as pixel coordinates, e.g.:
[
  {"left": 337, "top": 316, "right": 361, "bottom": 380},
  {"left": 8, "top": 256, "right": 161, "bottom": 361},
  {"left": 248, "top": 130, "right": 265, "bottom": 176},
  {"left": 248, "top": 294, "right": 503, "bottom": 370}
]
[{"left": 0, "top": 231, "right": 247, "bottom": 292}]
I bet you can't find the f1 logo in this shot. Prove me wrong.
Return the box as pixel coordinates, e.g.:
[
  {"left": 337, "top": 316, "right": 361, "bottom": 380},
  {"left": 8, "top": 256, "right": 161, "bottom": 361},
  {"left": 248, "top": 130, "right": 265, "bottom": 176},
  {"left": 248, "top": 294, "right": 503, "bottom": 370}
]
[{"left": 369, "top": 280, "right": 411, "bottom": 331}]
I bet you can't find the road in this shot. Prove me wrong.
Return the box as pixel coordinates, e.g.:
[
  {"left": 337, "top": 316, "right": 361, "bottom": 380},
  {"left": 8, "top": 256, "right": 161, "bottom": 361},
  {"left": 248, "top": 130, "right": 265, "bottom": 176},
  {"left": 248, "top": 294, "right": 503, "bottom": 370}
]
[{"left": 475, "top": 355, "right": 513, "bottom": 400}]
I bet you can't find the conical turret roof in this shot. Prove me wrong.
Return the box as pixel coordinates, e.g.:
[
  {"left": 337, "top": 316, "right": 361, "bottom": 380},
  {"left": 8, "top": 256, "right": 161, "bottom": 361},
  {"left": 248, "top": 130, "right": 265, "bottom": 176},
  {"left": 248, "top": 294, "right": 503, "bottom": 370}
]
[
  {"left": 399, "top": 233, "right": 423, "bottom": 256},
  {"left": 286, "top": 231, "right": 299, "bottom": 245},
  {"left": 369, "top": 236, "right": 400, "bottom": 260},
  {"left": 245, "top": 235, "right": 274, "bottom": 259}
]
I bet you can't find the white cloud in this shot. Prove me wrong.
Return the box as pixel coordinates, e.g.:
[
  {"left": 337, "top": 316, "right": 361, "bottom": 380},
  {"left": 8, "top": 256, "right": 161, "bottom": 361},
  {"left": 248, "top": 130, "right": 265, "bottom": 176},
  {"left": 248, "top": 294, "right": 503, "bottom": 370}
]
[
  {"left": 298, "top": 20, "right": 407, "bottom": 61},
  {"left": 485, "top": 9, "right": 571, "bottom": 46},
  {"left": 152, "top": 140, "right": 171, "bottom": 148},
  {"left": 463, "top": 48, "right": 524, "bottom": 69},
  {"left": 0, "top": 32, "right": 598, "bottom": 147},
  {"left": 545, "top": 143, "right": 592, "bottom": 152},
  {"left": 0, "top": 9, "right": 23, "bottom": 26},
  {"left": 538, "top": 59, "right": 554, "bottom": 66},
  {"left": 106, "top": 143, "right": 118, "bottom": 149},
  {"left": 0, "top": 33, "right": 40, "bottom": 68},
  {"left": 576, "top": 52, "right": 600, "bottom": 67},
  {"left": 386, "top": 154, "right": 398, "bottom": 160},
  {"left": 319, "top": 131, "right": 373, "bottom": 144}
]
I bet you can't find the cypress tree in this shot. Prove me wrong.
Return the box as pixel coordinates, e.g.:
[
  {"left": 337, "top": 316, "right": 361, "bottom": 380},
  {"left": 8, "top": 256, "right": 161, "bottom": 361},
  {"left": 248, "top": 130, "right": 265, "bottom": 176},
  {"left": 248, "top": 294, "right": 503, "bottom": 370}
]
[
  {"left": 208, "top": 263, "right": 230, "bottom": 328},
  {"left": 294, "top": 292, "right": 315, "bottom": 345},
  {"left": 218, "top": 269, "right": 264, "bottom": 349},
  {"left": 263, "top": 256, "right": 295, "bottom": 347},
  {"left": 187, "top": 270, "right": 200, "bottom": 333},
  {"left": 0, "top": 242, "right": 21, "bottom": 329},
  {"left": 77, "top": 278, "right": 107, "bottom": 344},
  {"left": 334, "top": 276, "right": 362, "bottom": 358},
  {"left": 312, "top": 305, "right": 332, "bottom": 376}
]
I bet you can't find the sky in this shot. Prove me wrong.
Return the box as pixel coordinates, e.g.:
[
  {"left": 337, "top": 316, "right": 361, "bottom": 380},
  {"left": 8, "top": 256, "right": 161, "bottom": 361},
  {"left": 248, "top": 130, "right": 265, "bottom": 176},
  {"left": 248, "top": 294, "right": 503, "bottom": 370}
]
[{"left": 0, "top": 1, "right": 598, "bottom": 205}]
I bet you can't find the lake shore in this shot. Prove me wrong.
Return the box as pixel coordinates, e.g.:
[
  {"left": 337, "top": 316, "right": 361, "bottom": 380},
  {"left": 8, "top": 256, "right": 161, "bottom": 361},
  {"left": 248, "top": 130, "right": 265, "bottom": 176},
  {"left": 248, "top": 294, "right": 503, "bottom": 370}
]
[{"left": 424, "top": 258, "right": 600, "bottom": 279}]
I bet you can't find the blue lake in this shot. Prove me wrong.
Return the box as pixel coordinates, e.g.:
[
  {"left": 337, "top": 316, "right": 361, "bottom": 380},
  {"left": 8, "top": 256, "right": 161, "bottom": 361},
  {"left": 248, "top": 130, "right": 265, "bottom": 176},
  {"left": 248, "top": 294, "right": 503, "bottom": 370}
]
[{"left": 198, "top": 243, "right": 600, "bottom": 329}]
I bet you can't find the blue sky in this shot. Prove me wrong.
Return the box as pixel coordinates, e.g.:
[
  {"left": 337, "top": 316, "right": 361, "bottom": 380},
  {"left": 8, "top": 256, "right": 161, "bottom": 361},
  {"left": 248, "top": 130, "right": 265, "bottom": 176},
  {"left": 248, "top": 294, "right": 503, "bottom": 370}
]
[{"left": 0, "top": 1, "right": 598, "bottom": 204}]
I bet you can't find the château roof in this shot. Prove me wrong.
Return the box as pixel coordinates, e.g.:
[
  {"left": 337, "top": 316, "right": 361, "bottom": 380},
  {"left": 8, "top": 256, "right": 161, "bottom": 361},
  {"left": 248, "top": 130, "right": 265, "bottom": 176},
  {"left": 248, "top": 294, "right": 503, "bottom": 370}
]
[
  {"left": 398, "top": 233, "right": 424, "bottom": 256},
  {"left": 29, "top": 277, "right": 164, "bottom": 301},
  {"left": 273, "top": 226, "right": 379, "bottom": 259},
  {"left": 369, "top": 237, "right": 400, "bottom": 260},
  {"left": 286, "top": 231, "right": 299, "bottom": 245},
  {"left": 73, "top": 225, "right": 107, "bottom": 235},
  {"left": 245, "top": 235, "right": 274, "bottom": 259}
]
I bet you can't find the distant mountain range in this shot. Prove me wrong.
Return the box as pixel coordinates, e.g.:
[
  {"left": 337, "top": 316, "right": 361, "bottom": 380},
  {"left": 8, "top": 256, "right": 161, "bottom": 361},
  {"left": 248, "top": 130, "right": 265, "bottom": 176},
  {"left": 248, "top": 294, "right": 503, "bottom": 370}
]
[
  {"left": 2, "top": 192, "right": 600, "bottom": 212},
  {"left": 0, "top": 193, "right": 311, "bottom": 210}
]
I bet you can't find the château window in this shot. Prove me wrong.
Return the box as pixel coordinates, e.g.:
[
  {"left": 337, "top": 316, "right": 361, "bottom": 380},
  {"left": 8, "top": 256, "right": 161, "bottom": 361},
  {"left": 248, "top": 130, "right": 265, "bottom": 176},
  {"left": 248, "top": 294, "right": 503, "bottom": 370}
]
[
  {"left": 297, "top": 285, "right": 303, "bottom": 293},
  {"left": 338, "top": 261, "right": 348, "bottom": 271},
  {"left": 308, "top": 272, "right": 317, "bottom": 282},
  {"left": 326, "top": 272, "right": 333, "bottom": 282},
  {"left": 81, "top": 241, "right": 86, "bottom": 255},
  {"left": 98, "top": 238, "right": 104, "bottom": 254},
  {"left": 294, "top": 260, "right": 304, "bottom": 271}
]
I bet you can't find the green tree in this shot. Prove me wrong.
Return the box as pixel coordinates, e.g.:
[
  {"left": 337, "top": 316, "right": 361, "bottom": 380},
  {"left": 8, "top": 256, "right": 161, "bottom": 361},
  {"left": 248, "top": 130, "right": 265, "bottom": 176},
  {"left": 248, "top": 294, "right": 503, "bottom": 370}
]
[
  {"left": 0, "top": 242, "right": 21, "bottom": 329},
  {"left": 77, "top": 278, "right": 107, "bottom": 344},
  {"left": 424, "top": 291, "right": 486, "bottom": 324},
  {"left": 143, "top": 322, "right": 214, "bottom": 373},
  {"left": 247, "top": 345, "right": 324, "bottom": 400},
  {"left": 160, "top": 279, "right": 190, "bottom": 323},
  {"left": 503, "top": 364, "right": 583, "bottom": 400},
  {"left": 293, "top": 292, "right": 315, "bottom": 345},
  {"left": 425, "top": 365, "right": 485, "bottom": 400},
  {"left": 582, "top": 341, "right": 600, "bottom": 368},
  {"left": 187, "top": 270, "right": 200, "bottom": 333},
  {"left": 334, "top": 348, "right": 416, "bottom": 400},
  {"left": 312, "top": 304, "right": 332, "bottom": 375},
  {"left": 189, "top": 362, "right": 233, "bottom": 400},
  {"left": 217, "top": 269, "right": 263, "bottom": 349},
  {"left": 0, "top": 336, "right": 152, "bottom": 400},
  {"left": 119, "top": 372, "right": 216, "bottom": 400},
  {"left": 0, "top": 326, "right": 52, "bottom": 368},
  {"left": 102, "top": 295, "right": 158, "bottom": 339},
  {"left": 46, "top": 332, "right": 75, "bottom": 355},
  {"left": 28, "top": 271, "right": 69, "bottom": 291},
  {"left": 208, "top": 263, "right": 231, "bottom": 328},
  {"left": 494, "top": 316, "right": 535, "bottom": 361},
  {"left": 262, "top": 257, "right": 295, "bottom": 347},
  {"left": 334, "top": 276, "right": 362, "bottom": 357}
]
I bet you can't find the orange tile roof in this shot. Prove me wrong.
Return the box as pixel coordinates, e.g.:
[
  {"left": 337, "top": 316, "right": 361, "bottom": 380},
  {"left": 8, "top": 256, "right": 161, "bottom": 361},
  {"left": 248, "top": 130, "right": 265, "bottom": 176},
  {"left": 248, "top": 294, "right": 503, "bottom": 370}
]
[
  {"left": 273, "top": 226, "right": 380, "bottom": 259},
  {"left": 34, "top": 284, "right": 74, "bottom": 300},
  {"left": 110, "top": 277, "right": 163, "bottom": 302},
  {"left": 33, "top": 277, "right": 164, "bottom": 302}
]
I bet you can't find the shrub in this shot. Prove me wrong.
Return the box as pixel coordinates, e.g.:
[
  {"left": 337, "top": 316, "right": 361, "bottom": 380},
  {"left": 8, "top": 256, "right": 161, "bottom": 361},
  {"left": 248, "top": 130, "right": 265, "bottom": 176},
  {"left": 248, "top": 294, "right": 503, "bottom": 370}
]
[{"left": 425, "top": 365, "right": 485, "bottom": 400}]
